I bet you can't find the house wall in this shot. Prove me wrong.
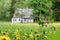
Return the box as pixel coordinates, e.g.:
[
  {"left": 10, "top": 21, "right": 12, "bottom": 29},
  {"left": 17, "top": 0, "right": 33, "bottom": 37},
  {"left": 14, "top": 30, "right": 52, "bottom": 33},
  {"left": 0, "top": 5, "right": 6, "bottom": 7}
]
[
  {"left": 30, "top": 19, "right": 34, "bottom": 22},
  {"left": 12, "top": 8, "right": 33, "bottom": 23},
  {"left": 23, "top": 19, "right": 33, "bottom": 22},
  {"left": 12, "top": 18, "right": 33, "bottom": 23},
  {"left": 12, "top": 18, "right": 21, "bottom": 23}
]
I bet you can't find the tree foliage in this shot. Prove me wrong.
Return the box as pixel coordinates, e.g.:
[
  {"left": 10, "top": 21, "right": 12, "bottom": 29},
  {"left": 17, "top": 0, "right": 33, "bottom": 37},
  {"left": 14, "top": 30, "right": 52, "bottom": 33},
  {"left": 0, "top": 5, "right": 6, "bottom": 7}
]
[
  {"left": 0, "top": 0, "right": 59, "bottom": 22},
  {"left": 0, "top": 0, "right": 11, "bottom": 21},
  {"left": 53, "top": 2, "right": 60, "bottom": 21},
  {"left": 24, "top": 0, "right": 54, "bottom": 21}
]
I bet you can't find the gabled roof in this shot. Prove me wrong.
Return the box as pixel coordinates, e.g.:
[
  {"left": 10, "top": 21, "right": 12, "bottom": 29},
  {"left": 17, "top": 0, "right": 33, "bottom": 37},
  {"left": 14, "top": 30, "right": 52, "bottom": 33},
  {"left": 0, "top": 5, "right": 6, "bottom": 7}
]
[{"left": 13, "top": 8, "right": 33, "bottom": 18}]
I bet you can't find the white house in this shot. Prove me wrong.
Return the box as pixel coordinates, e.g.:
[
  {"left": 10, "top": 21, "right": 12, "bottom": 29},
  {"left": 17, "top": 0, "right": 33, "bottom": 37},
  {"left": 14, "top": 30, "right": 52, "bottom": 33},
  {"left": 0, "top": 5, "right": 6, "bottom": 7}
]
[{"left": 12, "top": 8, "right": 34, "bottom": 23}]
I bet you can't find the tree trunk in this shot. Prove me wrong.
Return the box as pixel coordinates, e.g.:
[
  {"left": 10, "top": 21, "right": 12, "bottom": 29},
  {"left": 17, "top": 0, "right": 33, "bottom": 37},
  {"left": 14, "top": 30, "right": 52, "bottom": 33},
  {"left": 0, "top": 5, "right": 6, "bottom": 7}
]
[{"left": 10, "top": 0, "right": 16, "bottom": 18}]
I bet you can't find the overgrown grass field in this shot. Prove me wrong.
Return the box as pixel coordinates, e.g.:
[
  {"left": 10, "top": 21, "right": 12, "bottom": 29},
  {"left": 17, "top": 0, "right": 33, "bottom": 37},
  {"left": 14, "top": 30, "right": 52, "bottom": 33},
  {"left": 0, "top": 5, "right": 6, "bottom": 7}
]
[{"left": 0, "top": 22, "right": 60, "bottom": 40}]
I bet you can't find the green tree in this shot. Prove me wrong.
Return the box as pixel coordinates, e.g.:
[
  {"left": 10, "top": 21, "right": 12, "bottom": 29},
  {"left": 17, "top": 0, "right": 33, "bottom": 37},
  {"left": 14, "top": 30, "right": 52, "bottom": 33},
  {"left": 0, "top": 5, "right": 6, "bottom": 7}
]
[
  {"left": 0, "top": 0, "right": 11, "bottom": 21},
  {"left": 53, "top": 1, "right": 60, "bottom": 21},
  {"left": 0, "top": 0, "right": 56, "bottom": 21},
  {"left": 10, "top": 0, "right": 16, "bottom": 18},
  {"left": 24, "top": 0, "right": 54, "bottom": 22}
]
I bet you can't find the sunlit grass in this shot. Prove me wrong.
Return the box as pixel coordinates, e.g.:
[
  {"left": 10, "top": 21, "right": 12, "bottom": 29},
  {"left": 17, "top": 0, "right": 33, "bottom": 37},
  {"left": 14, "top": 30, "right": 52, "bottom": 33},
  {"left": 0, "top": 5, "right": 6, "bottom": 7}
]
[
  {"left": 53, "top": 22, "right": 60, "bottom": 26},
  {"left": 0, "top": 22, "right": 60, "bottom": 40}
]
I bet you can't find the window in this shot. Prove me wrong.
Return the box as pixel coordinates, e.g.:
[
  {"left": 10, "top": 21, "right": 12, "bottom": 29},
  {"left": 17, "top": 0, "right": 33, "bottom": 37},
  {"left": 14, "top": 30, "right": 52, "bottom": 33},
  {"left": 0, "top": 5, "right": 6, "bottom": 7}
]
[
  {"left": 13, "top": 18, "right": 16, "bottom": 21},
  {"left": 24, "top": 19, "right": 26, "bottom": 21},
  {"left": 15, "top": 19, "right": 16, "bottom": 21},
  {"left": 19, "top": 19, "right": 20, "bottom": 21}
]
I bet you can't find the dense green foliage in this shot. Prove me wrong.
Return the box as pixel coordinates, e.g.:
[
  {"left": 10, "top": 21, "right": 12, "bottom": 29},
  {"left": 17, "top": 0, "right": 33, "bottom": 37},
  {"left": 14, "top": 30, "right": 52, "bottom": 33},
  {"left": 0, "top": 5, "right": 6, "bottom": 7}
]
[
  {"left": 53, "top": 2, "right": 60, "bottom": 21},
  {"left": 0, "top": 0, "right": 11, "bottom": 21},
  {"left": 0, "top": 0, "right": 60, "bottom": 21}
]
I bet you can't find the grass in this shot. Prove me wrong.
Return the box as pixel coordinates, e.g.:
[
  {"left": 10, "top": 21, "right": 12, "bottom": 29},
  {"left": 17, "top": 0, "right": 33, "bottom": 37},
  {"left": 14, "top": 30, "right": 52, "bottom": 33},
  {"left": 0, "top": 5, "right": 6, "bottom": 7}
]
[
  {"left": 0, "top": 22, "right": 60, "bottom": 40},
  {"left": 48, "top": 27, "right": 60, "bottom": 40}
]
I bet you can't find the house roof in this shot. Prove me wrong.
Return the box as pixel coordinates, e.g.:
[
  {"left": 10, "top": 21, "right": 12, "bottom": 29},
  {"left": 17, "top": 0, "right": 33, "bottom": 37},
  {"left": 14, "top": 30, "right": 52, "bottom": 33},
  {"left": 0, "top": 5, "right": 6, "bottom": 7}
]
[{"left": 13, "top": 8, "right": 33, "bottom": 18}]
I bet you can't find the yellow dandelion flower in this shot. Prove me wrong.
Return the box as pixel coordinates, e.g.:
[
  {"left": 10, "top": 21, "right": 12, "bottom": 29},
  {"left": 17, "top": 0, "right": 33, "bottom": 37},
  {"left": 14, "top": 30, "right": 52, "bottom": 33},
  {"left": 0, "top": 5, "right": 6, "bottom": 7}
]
[
  {"left": 29, "top": 34, "right": 34, "bottom": 38},
  {"left": 16, "top": 35, "right": 20, "bottom": 37},
  {"left": 13, "top": 32, "right": 17, "bottom": 36},
  {"left": 16, "top": 37, "right": 20, "bottom": 40},
  {"left": 36, "top": 34, "right": 41, "bottom": 37},
  {"left": 14, "top": 34, "right": 20, "bottom": 40},
  {"left": 2, "top": 32, "right": 6, "bottom": 35},
  {"left": 0, "top": 36, "right": 10, "bottom": 40},
  {"left": 44, "top": 36, "right": 47, "bottom": 38}
]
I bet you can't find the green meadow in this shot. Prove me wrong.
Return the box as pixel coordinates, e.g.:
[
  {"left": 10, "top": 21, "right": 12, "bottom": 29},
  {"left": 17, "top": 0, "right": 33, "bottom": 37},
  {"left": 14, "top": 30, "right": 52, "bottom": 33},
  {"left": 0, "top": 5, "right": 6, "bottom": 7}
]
[{"left": 0, "top": 22, "right": 60, "bottom": 40}]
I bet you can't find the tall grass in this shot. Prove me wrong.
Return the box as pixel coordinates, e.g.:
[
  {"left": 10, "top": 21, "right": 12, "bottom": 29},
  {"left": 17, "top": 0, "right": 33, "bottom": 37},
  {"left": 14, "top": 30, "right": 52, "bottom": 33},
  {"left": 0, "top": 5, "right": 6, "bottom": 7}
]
[{"left": 0, "top": 22, "right": 60, "bottom": 40}]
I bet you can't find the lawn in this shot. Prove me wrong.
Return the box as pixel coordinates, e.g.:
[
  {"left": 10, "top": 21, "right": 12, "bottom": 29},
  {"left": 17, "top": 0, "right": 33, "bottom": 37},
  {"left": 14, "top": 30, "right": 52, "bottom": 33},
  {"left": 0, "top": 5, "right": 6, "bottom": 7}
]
[
  {"left": 0, "top": 22, "right": 60, "bottom": 40},
  {"left": 46, "top": 22, "right": 60, "bottom": 40}
]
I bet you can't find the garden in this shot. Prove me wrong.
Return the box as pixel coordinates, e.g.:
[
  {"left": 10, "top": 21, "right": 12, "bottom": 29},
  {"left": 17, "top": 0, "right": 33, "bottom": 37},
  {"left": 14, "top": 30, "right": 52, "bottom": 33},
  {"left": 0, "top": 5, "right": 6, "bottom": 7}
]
[
  {"left": 0, "top": 22, "right": 60, "bottom": 40},
  {"left": 0, "top": 0, "right": 60, "bottom": 40}
]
